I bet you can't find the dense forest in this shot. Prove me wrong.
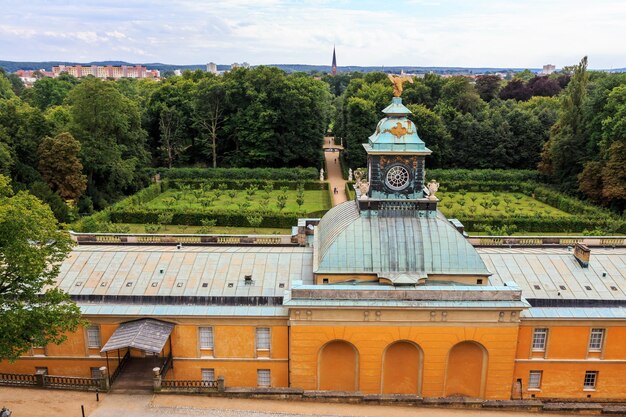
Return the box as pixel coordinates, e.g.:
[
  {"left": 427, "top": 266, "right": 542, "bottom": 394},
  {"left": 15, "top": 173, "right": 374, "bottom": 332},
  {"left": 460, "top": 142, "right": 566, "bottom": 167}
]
[
  {"left": 332, "top": 58, "right": 626, "bottom": 213},
  {"left": 0, "top": 56, "right": 624, "bottom": 221}
]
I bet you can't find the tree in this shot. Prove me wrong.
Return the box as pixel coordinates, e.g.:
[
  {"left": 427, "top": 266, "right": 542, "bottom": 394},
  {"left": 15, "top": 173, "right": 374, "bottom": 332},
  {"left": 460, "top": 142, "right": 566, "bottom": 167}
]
[
  {"left": 38, "top": 132, "right": 87, "bottom": 200},
  {"left": 499, "top": 79, "right": 532, "bottom": 101},
  {"left": 67, "top": 78, "right": 148, "bottom": 207},
  {"left": 475, "top": 75, "right": 502, "bottom": 102},
  {"left": 158, "top": 105, "right": 186, "bottom": 168},
  {"left": 194, "top": 78, "right": 226, "bottom": 168},
  {"left": 344, "top": 97, "right": 377, "bottom": 168},
  {"left": 528, "top": 76, "right": 562, "bottom": 97},
  {"left": 0, "top": 175, "right": 82, "bottom": 361},
  {"left": 406, "top": 103, "right": 451, "bottom": 167},
  {"left": 29, "top": 77, "right": 75, "bottom": 111},
  {"left": 540, "top": 56, "right": 589, "bottom": 191}
]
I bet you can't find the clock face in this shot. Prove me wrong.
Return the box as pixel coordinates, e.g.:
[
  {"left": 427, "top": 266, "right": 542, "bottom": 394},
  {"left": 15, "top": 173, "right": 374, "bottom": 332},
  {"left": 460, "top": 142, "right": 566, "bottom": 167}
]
[{"left": 385, "top": 165, "right": 410, "bottom": 191}]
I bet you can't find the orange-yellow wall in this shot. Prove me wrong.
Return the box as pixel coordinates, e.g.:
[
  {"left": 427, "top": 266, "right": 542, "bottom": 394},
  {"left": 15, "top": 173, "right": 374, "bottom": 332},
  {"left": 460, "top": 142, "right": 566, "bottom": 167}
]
[
  {"left": 289, "top": 324, "right": 519, "bottom": 399},
  {"left": 514, "top": 321, "right": 626, "bottom": 399}
]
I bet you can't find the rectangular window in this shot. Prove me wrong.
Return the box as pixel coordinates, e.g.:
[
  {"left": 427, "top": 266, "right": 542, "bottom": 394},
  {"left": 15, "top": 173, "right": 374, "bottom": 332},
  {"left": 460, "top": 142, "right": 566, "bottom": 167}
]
[
  {"left": 87, "top": 326, "right": 101, "bottom": 348},
  {"left": 201, "top": 368, "right": 215, "bottom": 382},
  {"left": 531, "top": 328, "right": 548, "bottom": 351},
  {"left": 588, "top": 328, "right": 605, "bottom": 351},
  {"left": 199, "top": 327, "right": 214, "bottom": 349},
  {"left": 90, "top": 367, "right": 101, "bottom": 379},
  {"left": 528, "top": 370, "right": 542, "bottom": 389},
  {"left": 584, "top": 371, "right": 598, "bottom": 389},
  {"left": 256, "top": 327, "right": 271, "bottom": 350},
  {"left": 257, "top": 369, "right": 270, "bottom": 388}
]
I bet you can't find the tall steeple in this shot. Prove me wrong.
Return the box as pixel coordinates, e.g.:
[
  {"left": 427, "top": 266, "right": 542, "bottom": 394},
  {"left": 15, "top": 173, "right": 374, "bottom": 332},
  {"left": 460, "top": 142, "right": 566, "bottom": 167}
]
[{"left": 331, "top": 46, "right": 337, "bottom": 76}]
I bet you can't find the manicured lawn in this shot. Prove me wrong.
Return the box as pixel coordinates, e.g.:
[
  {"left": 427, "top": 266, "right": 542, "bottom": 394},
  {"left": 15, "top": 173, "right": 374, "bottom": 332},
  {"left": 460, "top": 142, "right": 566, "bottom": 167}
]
[
  {"left": 437, "top": 192, "right": 571, "bottom": 218},
  {"left": 146, "top": 189, "right": 329, "bottom": 214}
]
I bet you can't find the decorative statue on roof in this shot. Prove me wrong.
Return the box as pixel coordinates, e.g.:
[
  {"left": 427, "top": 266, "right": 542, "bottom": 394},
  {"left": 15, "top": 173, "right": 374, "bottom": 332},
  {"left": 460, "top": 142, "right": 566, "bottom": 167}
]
[
  {"left": 319, "top": 168, "right": 324, "bottom": 182},
  {"left": 348, "top": 168, "right": 353, "bottom": 182},
  {"left": 353, "top": 168, "right": 369, "bottom": 199},
  {"left": 387, "top": 74, "right": 414, "bottom": 97},
  {"left": 427, "top": 179, "right": 439, "bottom": 200}
]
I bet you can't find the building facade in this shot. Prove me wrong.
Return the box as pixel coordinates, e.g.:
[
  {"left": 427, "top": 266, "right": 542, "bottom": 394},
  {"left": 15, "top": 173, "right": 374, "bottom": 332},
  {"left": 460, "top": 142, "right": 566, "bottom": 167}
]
[
  {"left": 51, "top": 64, "right": 160, "bottom": 79},
  {"left": 1, "top": 96, "right": 625, "bottom": 400}
]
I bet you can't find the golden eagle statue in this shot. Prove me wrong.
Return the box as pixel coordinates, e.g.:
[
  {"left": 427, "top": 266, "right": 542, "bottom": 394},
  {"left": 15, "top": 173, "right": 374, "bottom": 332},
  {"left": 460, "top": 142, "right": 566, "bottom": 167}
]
[{"left": 387, "top": 74, "right": 414, "bottom": 97}]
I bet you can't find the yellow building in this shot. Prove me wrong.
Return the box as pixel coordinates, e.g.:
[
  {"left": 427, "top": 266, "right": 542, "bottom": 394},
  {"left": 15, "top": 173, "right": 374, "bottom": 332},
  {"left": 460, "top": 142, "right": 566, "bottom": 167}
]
[{"left": 1, "top": 96, "right": 625, "bottom": 401}]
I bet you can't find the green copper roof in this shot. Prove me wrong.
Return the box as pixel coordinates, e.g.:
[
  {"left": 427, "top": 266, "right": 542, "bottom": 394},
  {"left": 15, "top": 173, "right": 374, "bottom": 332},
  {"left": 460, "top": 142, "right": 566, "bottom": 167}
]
[
  {"left": 316, "top": 201, "right": 490, "bottom": 278},
  {"left": 365, "top": 97, "right": 431, "bottom": 154}
]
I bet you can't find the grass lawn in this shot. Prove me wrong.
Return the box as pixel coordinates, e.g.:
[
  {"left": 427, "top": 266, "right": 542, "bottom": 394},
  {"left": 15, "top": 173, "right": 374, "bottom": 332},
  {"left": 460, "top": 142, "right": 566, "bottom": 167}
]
[
  {"left": 146, "top": 189, "right": 329, "bottom": 214},
  {"left": 114, "top": 224, "right": 291, "bottom": 235},
  {"left": 437, "top": 192, "right": 571, "bottom": 218}
]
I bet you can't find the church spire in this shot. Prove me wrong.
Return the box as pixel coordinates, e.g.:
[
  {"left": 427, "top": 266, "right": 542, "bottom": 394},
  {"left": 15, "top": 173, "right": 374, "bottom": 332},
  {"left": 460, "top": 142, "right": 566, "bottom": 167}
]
[{"left": 331, "top": 45, "right": 337, "bottom": 76}]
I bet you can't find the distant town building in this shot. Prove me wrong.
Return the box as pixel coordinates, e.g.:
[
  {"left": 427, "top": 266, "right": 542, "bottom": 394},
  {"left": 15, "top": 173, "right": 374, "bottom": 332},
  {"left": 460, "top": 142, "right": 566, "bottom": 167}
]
[
  {"left": 15, "top": 69, "right": 54, "bottom": 85},
  {"left": 241, "top": 62, "right": 250, "bottom": 69},
  {"left": 331, "top": 46, "right": 337, "bottom": 76},
  {"left": 51, "top": 64, "right": 160, "bottom": 79},
  {"left": 541, "top": 64, "right": 556, "bottom": 75},
  {"left": 206, "top": 62, "right": 217, "bottom": 74}
]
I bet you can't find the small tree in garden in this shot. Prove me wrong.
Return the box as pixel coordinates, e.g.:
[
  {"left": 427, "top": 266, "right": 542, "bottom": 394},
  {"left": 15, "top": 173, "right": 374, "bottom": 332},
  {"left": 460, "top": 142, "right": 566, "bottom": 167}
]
[
  {"left": 470, "top": 195, "right": 478, "bottom": 203},
  {"left": 199, "top": 218, "right": 217, "bottom": 234},
  {"left": 491, "top": 198, "right": 501, "bottom": 209},
  {"left": 480, "top": 201, "right": 491, "bottom": 211},
  {"left": 237, "top": 201, "right": 251, "bottom": 210},
  {"left": 158, "top": 213, "right": 173, "bottom": 225},
  {"left": 296, "top": 183, "right": 305, "bottom": 210},
  {"left": 228, "top": 190, "right": 237, "bottom": 200},
  {"left": 246, "top": 185, "right": 258, "bottom": 197},
  {"left": 443, "top": 200, "right": 453, "bottom": 210},
  {"left": 145, "top": 224, "right": 162, "bottom": 234},
  {"left": 276, "top": 193, "right": 288, "bottom": 211},
  {"left": 246, "top": 214, "right": 263, "bottom": 231},
  {"left": 263, "top": 183, "right": 273, "bottom": 195},
  {"left": 469, "top": 205, "right": 478, "bottom": 214}
]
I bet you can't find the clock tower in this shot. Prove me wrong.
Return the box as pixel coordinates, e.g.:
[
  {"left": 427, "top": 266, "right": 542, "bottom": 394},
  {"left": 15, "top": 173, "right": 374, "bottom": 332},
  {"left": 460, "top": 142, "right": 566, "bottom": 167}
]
[{"left": 358, "top": 95, "right": 438, "bottom": 216}]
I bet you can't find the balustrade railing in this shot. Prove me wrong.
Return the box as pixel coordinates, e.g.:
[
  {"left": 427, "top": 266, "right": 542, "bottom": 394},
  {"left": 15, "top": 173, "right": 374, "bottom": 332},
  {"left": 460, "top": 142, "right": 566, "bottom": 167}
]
[
  {"left": 0, "top": 372, "right": 38, "bottom": 387},
  {"left": 70, "top": 231, "right": 294, "bottom": 246},
  {"left": 161, "top": 379, "right": 218, "bottom": 389},
  {"left": 43, "top": 375, "right": 100, "bottom": 390},
  {"left": 468, "top": 236, "right": 626, "bottom": 247}
]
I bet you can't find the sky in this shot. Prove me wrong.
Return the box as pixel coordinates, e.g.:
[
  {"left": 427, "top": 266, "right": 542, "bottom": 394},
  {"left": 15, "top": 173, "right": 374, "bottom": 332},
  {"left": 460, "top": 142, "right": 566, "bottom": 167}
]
[{"left": 1, "top": 0, "right": 626, "bottom": 69}]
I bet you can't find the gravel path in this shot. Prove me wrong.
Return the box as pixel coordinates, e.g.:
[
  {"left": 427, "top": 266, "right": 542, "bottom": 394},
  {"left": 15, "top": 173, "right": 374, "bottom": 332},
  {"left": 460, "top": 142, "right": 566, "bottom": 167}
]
[{"left": 323, "top": 138, "right": 347, "bottom": 206}]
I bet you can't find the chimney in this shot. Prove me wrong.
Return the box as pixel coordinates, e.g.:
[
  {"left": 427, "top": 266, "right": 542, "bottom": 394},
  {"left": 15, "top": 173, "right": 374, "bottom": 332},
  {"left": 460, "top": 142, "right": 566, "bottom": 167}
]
[{"left": 574, "top": 243, "right": 590, "bottom": 267}]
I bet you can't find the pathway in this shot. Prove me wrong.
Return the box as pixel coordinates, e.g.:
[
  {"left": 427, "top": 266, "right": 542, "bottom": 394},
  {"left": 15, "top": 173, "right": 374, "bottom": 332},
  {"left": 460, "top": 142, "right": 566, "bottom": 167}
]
[{"left": 323, "top": 136, "right": 348, "bottom": 206}]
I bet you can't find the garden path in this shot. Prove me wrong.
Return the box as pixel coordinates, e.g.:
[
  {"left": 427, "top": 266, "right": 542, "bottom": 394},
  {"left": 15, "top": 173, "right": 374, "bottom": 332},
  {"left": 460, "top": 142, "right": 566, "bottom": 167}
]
[{"left": 323, "top": 137, "right": 347, "bottom": 206}]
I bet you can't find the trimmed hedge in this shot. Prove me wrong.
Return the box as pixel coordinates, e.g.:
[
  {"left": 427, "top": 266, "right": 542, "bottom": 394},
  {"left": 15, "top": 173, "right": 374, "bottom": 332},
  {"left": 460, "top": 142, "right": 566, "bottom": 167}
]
[
  {"left": 167, "top": 179, "right": 325, "bottom": 191},
  {"left": 461, "top": 215, "right": 626, "bottom": 234},
  {"left": 427, "top": 169, "right": 541, "bottom": 183},
  {"left": 108, "top": 208, "right": 298, "bottom": 228},
  {"left": 144, "top": 167, "right": 319, "bottom": 181}
]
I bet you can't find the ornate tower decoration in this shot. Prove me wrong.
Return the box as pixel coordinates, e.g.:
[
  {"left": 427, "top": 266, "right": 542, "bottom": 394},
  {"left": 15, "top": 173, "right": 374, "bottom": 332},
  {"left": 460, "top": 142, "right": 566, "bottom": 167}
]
[
  {"left": 331, "top": 46, "right": 337, "bottom": 76},
  {"left": 356, "top": 74, "right": 438, "bottom": 216}
]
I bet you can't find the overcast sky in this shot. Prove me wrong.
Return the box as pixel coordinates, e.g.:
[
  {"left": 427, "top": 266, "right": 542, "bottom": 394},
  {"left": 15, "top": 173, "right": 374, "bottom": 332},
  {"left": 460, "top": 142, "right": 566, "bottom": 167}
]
[{"left": 1, "top": 0, "right": 625, "bottom": 69}]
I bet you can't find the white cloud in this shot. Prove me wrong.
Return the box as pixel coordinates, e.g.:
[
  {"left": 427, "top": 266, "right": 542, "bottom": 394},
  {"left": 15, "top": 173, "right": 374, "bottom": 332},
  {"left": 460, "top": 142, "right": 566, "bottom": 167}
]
[{"left": 0, "top": 0, "right": 625, "bottom": 68}]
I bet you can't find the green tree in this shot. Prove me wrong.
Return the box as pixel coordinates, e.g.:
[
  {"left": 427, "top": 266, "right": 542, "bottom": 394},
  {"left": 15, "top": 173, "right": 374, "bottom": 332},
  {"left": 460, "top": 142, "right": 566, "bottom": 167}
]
[
  {"left": 194, "top": 77, "right": 226, "bottom": 168},
  {"left": 67, "top": 78, "right": 148, "bottom": 207},
  {"left": 0, "top": 175, "right": 82, "bottom": 361},
  {"left": 38, "top": 132, "right": 87, "bottom": 200},
  {"left": 28, "top": 77, "right": 75, "bottom": 110},
  {"left": 159, "top": 105, "right": 187, "bottom": 168},
  {"left": 475, "top": 75, "right": 502, "bottom": 102},
  {"left": 540, "top": 56, "right": 589, "bottom": 191},
  {"left": 406, "top": 103, "right": 451, "bottom": 167}
]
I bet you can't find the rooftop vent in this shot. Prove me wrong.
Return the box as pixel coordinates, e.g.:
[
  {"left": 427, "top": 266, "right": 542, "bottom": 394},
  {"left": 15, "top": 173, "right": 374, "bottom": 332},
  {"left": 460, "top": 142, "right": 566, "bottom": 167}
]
[
  {"left": 202, "top": 283, "right": 208, "bottom": 288},
  {"left": 574, "top": 243, "right": 590, "bottom": 268},
  {"left": 610, "top": 286, "right": 618, "bottom": 291},
  {"left": 279, "top": 283, "right": 285, "bottom": 288},
  {"left": 159, "top": 269, "right": 164, "bottom": 274},
  {"left": 584, "top": 285, "right": 592, "bottom": 291},
  {"left": 100, "top": 282, "right": 107, "bottom": 287},
  {"left": 176, "top": 282, "right": 183, "bottom": 288},
  {"left": 559, "top": 285, "right": 567, "bottom": 290},
  {"left": 533, "top": 285, "right": 541, "bottom": 290},
  {"left": 227, "top": 283, "right": 234, "bottom": 288},
  {"left": 151, "top": 282, "right": 158, "bottom": 287},
  {"left": 126, "top": 282, "right": 133, "bottom": 287},
  {"left": 75, "top": 282, "right": 82, "bottom": 287},
  {"left": 244, "top": 275, "right": 253, "bottom": 285}
]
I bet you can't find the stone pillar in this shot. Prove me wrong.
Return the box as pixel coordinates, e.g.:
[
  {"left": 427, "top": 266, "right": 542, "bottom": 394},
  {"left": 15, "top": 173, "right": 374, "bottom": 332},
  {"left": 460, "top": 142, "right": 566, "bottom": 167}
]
[
  {"left": 99, "top": 366, "right": 110, "bottom": 391},
  {"left": 153, "top": 367, "right": 162, "bottom": 392},
  {"left": 217, "top": 376, "right": 225, "bottom": 392}
]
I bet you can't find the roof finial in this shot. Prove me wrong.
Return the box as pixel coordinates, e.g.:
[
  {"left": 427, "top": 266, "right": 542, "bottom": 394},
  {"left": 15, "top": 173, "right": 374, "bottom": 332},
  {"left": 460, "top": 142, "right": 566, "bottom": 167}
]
[{"left": 387, "top": 74, "right": 414, "bottom": 97}]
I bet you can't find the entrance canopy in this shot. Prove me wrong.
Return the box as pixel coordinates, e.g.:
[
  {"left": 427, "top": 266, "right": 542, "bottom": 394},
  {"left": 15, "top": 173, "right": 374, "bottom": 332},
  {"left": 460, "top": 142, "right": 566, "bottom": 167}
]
[{"left": 101, "top": 319, "right": 174, "bottom": 354}]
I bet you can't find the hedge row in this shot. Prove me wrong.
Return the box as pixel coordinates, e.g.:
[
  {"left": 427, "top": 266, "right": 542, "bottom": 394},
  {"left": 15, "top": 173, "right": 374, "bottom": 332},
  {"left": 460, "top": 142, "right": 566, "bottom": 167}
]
[
  {"left": 108, "top": 208, "right": 299, "bottom": 228},
  {"left": 427, "top": 169, "right": 541, "bottom": 183},
  {"left": 144, "top": 167, "right": 319, "bottom": 181},
  {"left": 167, "top": 179, "right": 325, "bottom": 191},
  {"left": 460, "top": 215, "right": 626, "bottom": 234}
]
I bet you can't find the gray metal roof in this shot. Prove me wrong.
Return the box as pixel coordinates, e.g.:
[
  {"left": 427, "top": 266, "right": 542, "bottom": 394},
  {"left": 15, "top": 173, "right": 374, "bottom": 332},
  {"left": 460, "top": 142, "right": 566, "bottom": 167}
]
[
  {"left": 56, "top": 245, "right": 313, "bottom": 299},
  {"left": 479, "top": 247, "right": 626, "bottom": 301},
  {"left": 79, "top": 304, "right": 287, "bottom": 317},
  {"left": 522, "top": 307, "right": 626, "bottom": 319},
  {"left": 100, "top": 319, "right": 174, "bottom": 353},
  {"left": 316, "top": 202, "right": 490, "bottom": 277}
]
